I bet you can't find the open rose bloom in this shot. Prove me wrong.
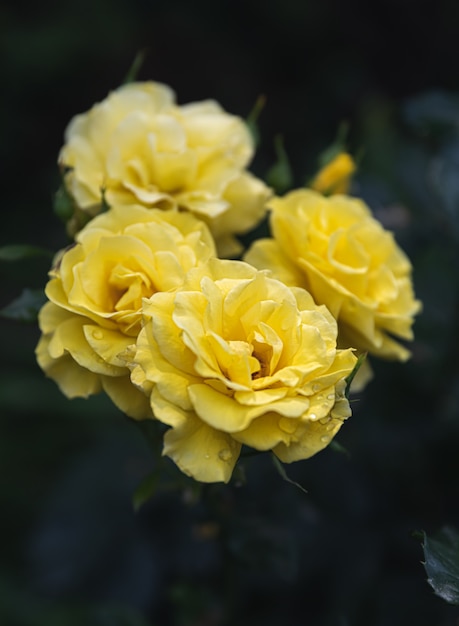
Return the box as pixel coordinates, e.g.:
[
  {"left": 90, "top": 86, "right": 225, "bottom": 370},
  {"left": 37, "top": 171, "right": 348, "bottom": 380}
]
[
  {"left": 127, "top": 259, "right": 357, "bottom": 483},
  {"left": 36, "top": 205, "right": 216, "bottom": 419},
  {"left": 245, "top": 189, "right": 422, "bottom": 361},
  {"left": 59, "top": 82, "right": 271, "bottom": 257}
]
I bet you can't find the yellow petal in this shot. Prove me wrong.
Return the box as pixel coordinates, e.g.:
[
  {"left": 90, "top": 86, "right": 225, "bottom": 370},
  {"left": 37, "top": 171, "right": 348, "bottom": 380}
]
[
  {"left": 83, "top": 325, "right": 134, "bottom": 368},
  {"left": 163, "top": 412, "right": 241, "bottom": 483},
  {"left": 135, "top": 316, "right": 199, "bottom": 411},
  {"left": 233, "top": 412, "right": 298, "bottom": 450},
  {"left": 244, "top": 239, "right": 307, "bottom": 290},
  {"left": 310, "top": 153, "right": 356, "bottom": 195},
  {"left": 36, "top": 335, "right": 102, "bottom": 398},
  {"left": 189, "top": 384, "right": 309, "bottom": 432},
  {"left": 47, "top": 317, "right": 125, "bottom": 376},
  {"left": 273, "top": 415, "right": 345, "bottom": 462},
  {"left": 102, "top": 375, "right": 152, "bottom": 420}
]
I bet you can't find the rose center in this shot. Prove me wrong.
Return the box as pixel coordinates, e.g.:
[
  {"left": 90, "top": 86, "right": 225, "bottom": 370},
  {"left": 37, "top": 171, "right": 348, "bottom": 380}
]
[
  {"left": 251, "top": 340, "right": 273, "bottom": 380},
  {"left": 109, "top": 264, "right": 153, "bottom": 313}
]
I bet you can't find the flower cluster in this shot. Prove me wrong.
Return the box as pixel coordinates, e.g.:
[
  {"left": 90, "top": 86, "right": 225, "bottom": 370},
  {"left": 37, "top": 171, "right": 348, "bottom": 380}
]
[{"left": 36, "top": 79, "right": 421, "bottom": 483}]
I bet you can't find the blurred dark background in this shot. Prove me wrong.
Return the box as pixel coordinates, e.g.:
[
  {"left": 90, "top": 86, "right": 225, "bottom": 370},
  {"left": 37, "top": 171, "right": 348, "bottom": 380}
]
[{"left": 2, "top": 1, "right": 459, "bottom": 625}]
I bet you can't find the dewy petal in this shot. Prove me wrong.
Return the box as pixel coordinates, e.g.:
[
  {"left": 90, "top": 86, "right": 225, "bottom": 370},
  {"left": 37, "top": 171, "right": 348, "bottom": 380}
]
[
  {"left": 189, "top": 383, "right": 310, "bottom": 432},
  {"left": 83, "top": 325, "right": 134, "bottom": 368},
  {"left": 189, "top": 383, "right": 266, "bottom": 432},
  {"left": 273, "top": 414, "right": 346, "bottom": 463},
  {"left": 163, "top": 412, "right": 241, "bottom": 483},
  {"left": 48, "top": 317, "right": 125, "bottom": 376},
  {"left": 233, "top": 387, "right": 289, "bottom": 406},
  {"left": 233, "top": 412, "right": 298, "bottom": 450},
  {"left": 301, "top": 349, "right": 357, "bottom": 390}
]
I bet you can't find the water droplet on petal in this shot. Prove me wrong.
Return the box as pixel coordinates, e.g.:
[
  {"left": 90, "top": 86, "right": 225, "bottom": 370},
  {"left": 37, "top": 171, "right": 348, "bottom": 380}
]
[
  {"left": 204, "top": 454, "right": 210, "bottom": 459},
  {"left": 327, "top": 393, "right": 335, "bottom": 401},
  {"left": 320, "top": 435, "right": 331, "bottom": 444},
  {"left": 218, "top": 448, "right": 233, "bottom": 462},
  {"left": 312, "top": 384, "right": 321, "bottom": 393},
  {"left": 92, "top": 329, "right": 103, "bottom": 340},
  {"left": 326, "top": 422, "right": 335, "bottom": 432},
  {"left": 278, "top": 417, "right": 296, "bottom": 434},
  {"left": 309, "top": 413, "right": 318, "bottom": 421}
]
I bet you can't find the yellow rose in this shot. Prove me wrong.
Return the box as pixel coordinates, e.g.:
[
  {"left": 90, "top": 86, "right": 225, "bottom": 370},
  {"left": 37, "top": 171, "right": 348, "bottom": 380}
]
[
  {"left": 35, "top": 205, "right": 216, "bottom": 418},
  {"left": 244, "top": 189, "right": 422, "bottom": 360},
  {"left": 59, "top": 81, "right": 271, "bottom": 257},
  {"left": 128, "top": 258, "right": 357, "bottom": 483},
  {"left": 310, "top": 152, "right": 356, "bottom": 195}
]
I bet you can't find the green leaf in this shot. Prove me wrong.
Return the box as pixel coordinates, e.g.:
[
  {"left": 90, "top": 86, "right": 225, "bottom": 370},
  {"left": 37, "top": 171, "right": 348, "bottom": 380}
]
[
  {"left": 422, "top": 527, "right": 459, "bottom": 604},
  {"left": 123, "top": 49, "right": 147, "bottom": 84},
  {"left": 329, "top": 440, "right": 350, "bottom": 458},
  {"left": 54, "top": 183, "right": 75, "bottom": 223},
  {"left": 132, "top": 470, "right": 160, "bottom": 513},
  {"left": 265, "top": 134, "right": 293, "bottom": 194},
  {"left": 0, "top": 245, "right": 53, "bottom": 262},
  {"left": 0, "top": 288, "right": 47, "bottom": 322},
  {"left": 345, "top": 352, "right": 367, "bottom": 399},
  {"left": 246, "top": 94, "right": 266, "bottom": 146},
  {"left": 271, "top": 454, "right": 307, "bottom": 494}
]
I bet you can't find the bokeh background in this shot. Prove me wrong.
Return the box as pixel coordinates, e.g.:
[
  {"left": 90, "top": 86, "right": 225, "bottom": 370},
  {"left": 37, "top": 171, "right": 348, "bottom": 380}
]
[{"left": 2, "top": 1, "right": 459, "bottom": 624}]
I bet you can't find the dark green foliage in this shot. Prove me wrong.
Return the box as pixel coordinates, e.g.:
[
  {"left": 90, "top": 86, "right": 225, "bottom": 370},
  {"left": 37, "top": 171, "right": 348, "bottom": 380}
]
[
  {"left": 246, "top": 94, "right": 266, "bottom": 147},
  {"left": 265, "top": 135, "right": 294, "bottom": 194},
  {"left": 53, "top": 183, "right": 75, "bottom": 223},
  {"left": 123, "top": 50, "right": 147, "bottom": 85},
  {"left": 423, "top": 528, "right": 459, "bottom": 605},
  {"left": 0, "top": 288, "right": 47, "bottom": 322},
  {"left": 0, "top": 245, "right": 53, "bottom": 262},
  {"left": 316, "top": 121, "right": 350, "bottom": 169},
  {"left": 345, "top": 353, "right": 367, "bottom": 399},
  {"left": 271, "top": 454, "right": 308, "bottom": 494}
]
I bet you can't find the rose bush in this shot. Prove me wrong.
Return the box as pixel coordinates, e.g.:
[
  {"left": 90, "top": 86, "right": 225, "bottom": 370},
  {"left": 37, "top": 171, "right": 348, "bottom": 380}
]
[
  {"left": 36, "top": 205, "right": 216, "bottom": 418},
  {"left": 245, "top": 189, "right": 422, "bottom": 360},
  {"left": 59, "top": 81, "right": 271, "bottom": 256},
  {"left": 127, "top": 258, "right": 357, "bottom": 483}
]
